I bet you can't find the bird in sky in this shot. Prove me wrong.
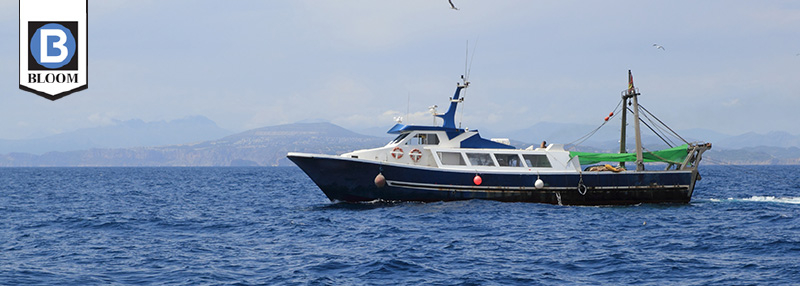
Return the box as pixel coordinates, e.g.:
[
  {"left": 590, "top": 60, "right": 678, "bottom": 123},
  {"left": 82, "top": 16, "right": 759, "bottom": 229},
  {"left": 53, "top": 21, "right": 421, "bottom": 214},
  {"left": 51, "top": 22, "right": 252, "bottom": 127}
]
[
  {"left": 448, "top": 0, "right": 459, "bottom": 10},
  {"left": 653, "top": 43, "right": 665, "bottom": 51}
]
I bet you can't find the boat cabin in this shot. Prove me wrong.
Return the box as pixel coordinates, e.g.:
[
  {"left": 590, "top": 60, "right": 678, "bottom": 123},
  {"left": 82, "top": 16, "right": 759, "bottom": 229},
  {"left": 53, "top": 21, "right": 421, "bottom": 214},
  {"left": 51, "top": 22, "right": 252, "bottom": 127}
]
[{"left": 342, "top": 128, "right": 580, "bottom": 173}]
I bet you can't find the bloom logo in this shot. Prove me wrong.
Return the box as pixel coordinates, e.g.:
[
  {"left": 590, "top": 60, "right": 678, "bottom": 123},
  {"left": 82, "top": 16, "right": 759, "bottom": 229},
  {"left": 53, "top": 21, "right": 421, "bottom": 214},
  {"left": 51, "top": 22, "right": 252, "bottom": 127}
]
[
  {"left": 19, "top": 0, "right": 87, "bottom": 101},
  {"left": 28, "top": 22, "right": 78, "bottom": 70}
]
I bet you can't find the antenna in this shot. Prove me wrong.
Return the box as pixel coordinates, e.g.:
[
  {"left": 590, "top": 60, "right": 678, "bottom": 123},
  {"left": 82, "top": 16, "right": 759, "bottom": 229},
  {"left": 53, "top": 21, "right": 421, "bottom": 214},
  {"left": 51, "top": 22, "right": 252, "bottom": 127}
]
[
  {"left": 467, "top": 37, "right": 478, "bottom": 81},
  {"left": 464, "top": 40, "right": 469, "bottom": 82},
  {"left": 406, "top": 91, "right": 410, "bottom": 124},
  {"left": 458, "top": 39, "right": 477, "bottom": 129}
]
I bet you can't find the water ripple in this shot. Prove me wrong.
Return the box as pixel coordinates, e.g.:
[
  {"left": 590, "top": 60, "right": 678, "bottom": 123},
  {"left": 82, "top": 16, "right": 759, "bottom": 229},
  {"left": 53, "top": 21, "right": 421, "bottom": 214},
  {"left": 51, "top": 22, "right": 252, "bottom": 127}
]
[{"left": 1, "top": 166, "right": 799, "bottom": 285}]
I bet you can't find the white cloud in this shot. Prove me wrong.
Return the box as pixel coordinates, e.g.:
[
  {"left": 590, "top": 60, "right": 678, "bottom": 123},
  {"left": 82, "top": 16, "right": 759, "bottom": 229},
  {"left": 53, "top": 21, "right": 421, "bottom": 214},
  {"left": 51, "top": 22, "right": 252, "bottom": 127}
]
[
  {"left": 87, "top": 112, "right": 118, "bottom": 125},
  {"left": 723, "top": 99, "right": 740, "bottom": 107}
]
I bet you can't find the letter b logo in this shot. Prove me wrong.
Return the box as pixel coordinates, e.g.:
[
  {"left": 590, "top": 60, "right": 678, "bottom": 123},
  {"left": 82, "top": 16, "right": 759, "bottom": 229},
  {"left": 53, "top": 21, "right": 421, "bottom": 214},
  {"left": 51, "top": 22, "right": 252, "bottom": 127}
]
[{"left": 28, "top": 22, "right": 78, "bottom": 70}]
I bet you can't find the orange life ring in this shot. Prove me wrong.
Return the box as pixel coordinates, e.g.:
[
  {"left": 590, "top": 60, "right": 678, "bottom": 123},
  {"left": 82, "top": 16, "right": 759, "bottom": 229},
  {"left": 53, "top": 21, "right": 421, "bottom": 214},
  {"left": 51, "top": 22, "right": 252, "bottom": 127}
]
[
  {"left": 390, "top": 147, "right": 404, "bottom": 159},
  {"left": 409, "top": 149, "right": 423, "bottom": 162}
]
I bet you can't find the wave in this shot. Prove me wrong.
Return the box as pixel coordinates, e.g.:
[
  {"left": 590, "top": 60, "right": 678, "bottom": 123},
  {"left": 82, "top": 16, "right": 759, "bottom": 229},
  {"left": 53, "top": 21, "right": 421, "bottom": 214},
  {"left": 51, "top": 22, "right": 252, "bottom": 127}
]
[{"left": 708, "top": 196, "right": 800, "bottom": 205}]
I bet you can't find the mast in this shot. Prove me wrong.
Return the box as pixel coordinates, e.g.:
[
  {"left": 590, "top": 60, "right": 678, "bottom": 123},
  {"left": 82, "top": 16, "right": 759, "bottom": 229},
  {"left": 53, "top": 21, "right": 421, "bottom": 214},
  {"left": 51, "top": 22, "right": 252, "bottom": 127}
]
[
  {"left": 435, "top": 76, "right": 468, "bottom": 129},
  {"left": 619, "top": 70, "right": 634, "bottom": 169},
  {"left": 619, "top": 81, "right": 630, "bottom": 169},
  {"left": 628, "top": 70, "right": 644, "bottom": 171},
  {"left": 619, "top": 101, "right": 627, "bottom": 169}
]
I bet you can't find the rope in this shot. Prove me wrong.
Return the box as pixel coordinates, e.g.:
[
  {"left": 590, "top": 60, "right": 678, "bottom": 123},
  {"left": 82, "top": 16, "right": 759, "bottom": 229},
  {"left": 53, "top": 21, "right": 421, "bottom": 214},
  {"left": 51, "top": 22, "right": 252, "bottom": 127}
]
[
  {"left": 566, "top": 99, "right": 623, "bottom": 150},
  {"left": 632, "top": 106, "right": 675, "bottom": 148},
  {"left": 565, "top": 99, "right": 691, "bottom": 155},
  {"left": 637, "top": 107, "right": 677, "bottom": 147},
  {"left": 566, "top": 123, "right": 607, "bottom": 149},
  {"left": 639, "top": 104, "right": 689, "bottom": 144}
]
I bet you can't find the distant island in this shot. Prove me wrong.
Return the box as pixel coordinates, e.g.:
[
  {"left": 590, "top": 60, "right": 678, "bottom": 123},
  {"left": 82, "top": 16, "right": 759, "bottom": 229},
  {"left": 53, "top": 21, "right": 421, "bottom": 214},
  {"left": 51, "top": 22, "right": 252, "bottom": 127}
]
[
  {"left": 0, "top": 119, "right": 798, "bottom": 166},
  {"left": 0, "top": 122, "right": 388, "bottom": 167}
]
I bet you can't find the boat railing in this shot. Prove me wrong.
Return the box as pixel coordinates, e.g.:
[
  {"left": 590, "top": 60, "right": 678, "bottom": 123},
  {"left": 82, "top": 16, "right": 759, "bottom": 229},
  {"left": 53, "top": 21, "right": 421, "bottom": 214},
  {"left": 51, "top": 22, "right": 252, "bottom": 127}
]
[
  {"left": 678, "top": 143, "right": 712, "bottom": 170},
  {"left": 621, "top": 87, "right": 639, "bottom": 97}
]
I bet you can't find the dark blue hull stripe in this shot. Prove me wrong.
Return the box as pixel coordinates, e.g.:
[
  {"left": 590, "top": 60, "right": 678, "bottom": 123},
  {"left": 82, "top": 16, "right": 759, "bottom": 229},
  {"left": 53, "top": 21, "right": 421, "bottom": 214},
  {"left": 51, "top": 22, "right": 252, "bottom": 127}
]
[{"left": 386, "top": 180, "right": 689, "bottom": 192}]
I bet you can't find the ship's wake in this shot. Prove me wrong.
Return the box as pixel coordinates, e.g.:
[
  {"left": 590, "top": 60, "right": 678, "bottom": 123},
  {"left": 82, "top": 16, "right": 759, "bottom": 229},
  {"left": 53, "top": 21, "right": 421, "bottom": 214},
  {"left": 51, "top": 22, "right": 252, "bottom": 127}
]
[{"left": 707, "top": 196, "right": 800, "bottom": 205}]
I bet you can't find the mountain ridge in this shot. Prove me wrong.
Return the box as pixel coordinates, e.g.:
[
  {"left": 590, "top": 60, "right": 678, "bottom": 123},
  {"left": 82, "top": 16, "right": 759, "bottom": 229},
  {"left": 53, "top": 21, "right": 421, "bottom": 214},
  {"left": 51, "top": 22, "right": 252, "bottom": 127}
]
[
  {"left": 0, "top": 122, "right": 389, "bottom": 167},
  {"left": 0, "top": 120, "right": 798, "bottom": 166},
  {"left": 0, "top": 116, "right": 233, "bottom": 155}
]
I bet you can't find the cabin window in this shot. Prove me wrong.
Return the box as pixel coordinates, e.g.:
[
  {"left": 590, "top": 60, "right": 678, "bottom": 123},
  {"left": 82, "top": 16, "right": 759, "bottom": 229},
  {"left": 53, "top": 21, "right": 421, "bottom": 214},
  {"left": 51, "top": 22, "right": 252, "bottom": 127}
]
[
  {"left": 390, "top": 133, "right": 410, "bottom": 144},
  {"left": 495, "top": 154, "right": 523, "bottom": 167},
  {"left": 409, "top": 133, "right": 440, "bottom": 145},
  {"left": 466, "top": 153, "right": 495, "bottom": 166},
  {"left": 522, "top": 154, "right": 552, "bottom": 168},
  {"left": 438, "top": 151, "right": 466, "bottom": 166}
]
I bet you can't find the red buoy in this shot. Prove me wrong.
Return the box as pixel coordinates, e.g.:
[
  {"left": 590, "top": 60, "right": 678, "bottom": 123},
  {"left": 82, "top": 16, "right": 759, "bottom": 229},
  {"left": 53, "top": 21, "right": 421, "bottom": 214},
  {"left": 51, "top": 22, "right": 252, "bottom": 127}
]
[
  {"left": 609, "top": 112, "right": 614, "bottom": 117},
  {"left": 604, "top": 116, "right": 610, "bottom": 121},
  {"left": 473, "top": 174, "right": 482, "bottom": 185}
]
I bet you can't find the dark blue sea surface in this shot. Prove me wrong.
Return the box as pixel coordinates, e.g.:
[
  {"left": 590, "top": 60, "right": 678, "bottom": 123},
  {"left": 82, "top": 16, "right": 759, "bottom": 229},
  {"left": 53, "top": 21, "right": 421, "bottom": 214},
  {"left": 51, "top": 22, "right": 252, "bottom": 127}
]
[{"left": 1, "top": 165, "right": 799, "bottom": 285}]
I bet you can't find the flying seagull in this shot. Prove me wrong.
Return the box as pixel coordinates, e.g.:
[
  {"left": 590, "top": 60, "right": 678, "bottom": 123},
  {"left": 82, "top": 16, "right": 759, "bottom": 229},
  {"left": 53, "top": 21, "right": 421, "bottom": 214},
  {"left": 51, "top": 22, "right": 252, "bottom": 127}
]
[
  {"left": 653, "top": 43, "right": 665, "bottom": 51},
  {"left": 448, "top": 0, "right": 459, "bottom": 10}
]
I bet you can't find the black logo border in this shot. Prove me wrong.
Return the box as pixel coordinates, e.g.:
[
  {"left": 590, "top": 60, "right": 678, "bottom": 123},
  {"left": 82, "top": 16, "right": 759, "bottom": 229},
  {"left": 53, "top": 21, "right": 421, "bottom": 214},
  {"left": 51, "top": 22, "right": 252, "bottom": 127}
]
[{"left": 19, "top": 0, "right": 89, "bottom": 101}]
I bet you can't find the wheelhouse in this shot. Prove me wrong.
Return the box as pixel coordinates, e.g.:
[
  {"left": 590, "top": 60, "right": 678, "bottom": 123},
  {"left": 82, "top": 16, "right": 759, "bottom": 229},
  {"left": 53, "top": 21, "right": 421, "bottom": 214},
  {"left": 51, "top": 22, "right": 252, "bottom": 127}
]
[{"left": 343, "top": 128, "right": 579, "bottom": 172}]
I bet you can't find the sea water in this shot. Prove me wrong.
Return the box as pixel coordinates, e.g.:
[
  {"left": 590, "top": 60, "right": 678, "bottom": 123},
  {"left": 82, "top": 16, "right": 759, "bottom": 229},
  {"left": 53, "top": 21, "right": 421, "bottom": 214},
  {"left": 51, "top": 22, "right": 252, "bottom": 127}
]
[{"left": 1, "top": 166, "right": 799, "bottom": 285}]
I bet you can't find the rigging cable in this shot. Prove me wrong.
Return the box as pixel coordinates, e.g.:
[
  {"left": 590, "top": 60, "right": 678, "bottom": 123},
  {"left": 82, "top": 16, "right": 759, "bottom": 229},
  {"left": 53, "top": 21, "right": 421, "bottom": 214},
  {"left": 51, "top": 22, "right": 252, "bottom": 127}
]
[
  {"left": 634, "top": 106, "right": 677, "bottom": 147},
  {"left": 628, "top": 106, "right": 675, "bottom": 148},
  {"left": 639, "top": 104, "right": 689, "bottom": 144},
  {"left": 635, "top": 105, "right": 672, "bottom": 141},
  {"left": 566, "top": 99, "right": 624, "bottom": 150}
]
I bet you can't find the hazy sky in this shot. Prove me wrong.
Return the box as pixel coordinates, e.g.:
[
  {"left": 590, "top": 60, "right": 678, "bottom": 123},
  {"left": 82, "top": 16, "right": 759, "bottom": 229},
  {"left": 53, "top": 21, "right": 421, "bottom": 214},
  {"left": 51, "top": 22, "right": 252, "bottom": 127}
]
[{"left": 1, "top": 1, "right": 799, "bottom": 140}]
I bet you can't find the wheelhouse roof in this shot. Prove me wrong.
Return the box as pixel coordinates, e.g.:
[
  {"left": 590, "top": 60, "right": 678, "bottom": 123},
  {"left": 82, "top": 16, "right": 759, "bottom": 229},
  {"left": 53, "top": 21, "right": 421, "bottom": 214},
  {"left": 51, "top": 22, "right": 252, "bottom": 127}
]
[
  {"left": 387, "top": 123, "right": 514, "bottom": 150},
  {"left": 387, "top": 123, "right": 463, "bottom": 137}
]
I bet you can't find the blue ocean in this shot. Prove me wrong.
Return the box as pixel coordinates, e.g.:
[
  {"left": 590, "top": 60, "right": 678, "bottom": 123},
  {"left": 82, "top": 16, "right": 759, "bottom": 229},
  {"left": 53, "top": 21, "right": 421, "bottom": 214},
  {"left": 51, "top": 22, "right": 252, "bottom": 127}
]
[{"left": 1, "top": 166, "right": 799, "bottom": 285}]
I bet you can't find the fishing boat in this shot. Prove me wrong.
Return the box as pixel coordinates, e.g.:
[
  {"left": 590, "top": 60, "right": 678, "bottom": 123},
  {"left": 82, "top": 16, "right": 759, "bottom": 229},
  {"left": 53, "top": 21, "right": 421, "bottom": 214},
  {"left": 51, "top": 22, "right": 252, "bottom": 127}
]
[{"left": 288, "top": 71, "right": 711, "bottom": 205}]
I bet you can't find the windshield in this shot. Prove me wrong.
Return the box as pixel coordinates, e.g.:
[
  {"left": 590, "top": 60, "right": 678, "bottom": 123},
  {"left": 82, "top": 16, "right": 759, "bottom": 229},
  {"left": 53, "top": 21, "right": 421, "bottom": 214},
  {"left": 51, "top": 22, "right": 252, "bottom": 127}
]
[{"left": 389, "top": 133, "right": 410, "bottom": 144}]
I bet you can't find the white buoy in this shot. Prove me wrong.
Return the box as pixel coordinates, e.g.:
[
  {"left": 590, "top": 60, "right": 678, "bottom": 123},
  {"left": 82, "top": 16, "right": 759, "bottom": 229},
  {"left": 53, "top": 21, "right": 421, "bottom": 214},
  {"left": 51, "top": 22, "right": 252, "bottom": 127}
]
[
  {"left": 535, "top": 179, "right": 544, "bottom": 189},
  {"left": 374, "top": 173, "right": 386, "bottom": 188}
]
